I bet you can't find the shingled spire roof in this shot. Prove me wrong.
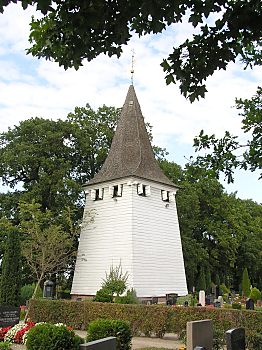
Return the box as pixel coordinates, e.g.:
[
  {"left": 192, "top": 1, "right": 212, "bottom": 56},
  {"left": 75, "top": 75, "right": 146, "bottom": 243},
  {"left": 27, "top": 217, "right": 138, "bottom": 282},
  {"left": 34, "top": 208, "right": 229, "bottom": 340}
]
[{"left": 87, "top": 85, "right": 176, "bottom": 187}]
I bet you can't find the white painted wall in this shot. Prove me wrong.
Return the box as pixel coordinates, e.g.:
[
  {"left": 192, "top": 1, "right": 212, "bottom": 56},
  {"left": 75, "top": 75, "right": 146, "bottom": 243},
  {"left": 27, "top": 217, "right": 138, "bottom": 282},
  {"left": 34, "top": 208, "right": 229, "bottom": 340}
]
[{"left": 71, "top": 177, "right": 188, "bottom": 297}]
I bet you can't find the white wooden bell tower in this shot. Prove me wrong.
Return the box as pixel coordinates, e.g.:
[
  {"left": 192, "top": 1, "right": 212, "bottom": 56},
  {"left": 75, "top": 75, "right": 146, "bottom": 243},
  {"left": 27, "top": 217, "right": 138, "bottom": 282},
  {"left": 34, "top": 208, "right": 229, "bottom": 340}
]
[{"left": 71, "top": 85, "right": 188, "bottom": 299}]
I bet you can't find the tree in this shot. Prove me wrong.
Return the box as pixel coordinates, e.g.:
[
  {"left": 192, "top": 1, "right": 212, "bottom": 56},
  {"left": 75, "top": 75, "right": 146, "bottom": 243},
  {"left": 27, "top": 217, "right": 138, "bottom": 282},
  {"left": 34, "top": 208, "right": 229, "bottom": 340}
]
[
  {"left": 102, "top": 263, "right": 129, "bottom": 297},
  {"left": 193, "top": 87, "right": 262, "bottom": 183},
  {"left": 0, "top": 1, "right": 261, "bottom": 101},
  {"left": 0, "top": 221, "right": 21, "bottom": 306},
  {"left": 241, "top": 267, "right": 251, "bottom": 297},
  {"left": 19, "top": 201, "right": 76, "bottom": 300},
  {"left": 0, "top": 106, "right": 120, "bottom": 216},
  {"left": 197, "top": 267, "right": 207, "bottom": 292}
]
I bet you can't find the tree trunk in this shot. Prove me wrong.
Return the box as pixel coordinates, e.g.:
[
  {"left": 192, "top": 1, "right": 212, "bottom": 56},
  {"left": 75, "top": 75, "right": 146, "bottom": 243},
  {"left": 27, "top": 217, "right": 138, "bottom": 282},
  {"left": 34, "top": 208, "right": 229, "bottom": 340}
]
[{"left": 24, "top": 273, "right": 44, "bottom": 322}]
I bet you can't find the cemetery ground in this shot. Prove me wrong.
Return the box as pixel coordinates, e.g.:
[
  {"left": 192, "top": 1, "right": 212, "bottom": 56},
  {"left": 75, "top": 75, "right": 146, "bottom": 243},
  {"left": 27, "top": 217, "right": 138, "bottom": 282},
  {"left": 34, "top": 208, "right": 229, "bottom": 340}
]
[{"left": 8, "top": 331, "right": 183, "bottom": 350}]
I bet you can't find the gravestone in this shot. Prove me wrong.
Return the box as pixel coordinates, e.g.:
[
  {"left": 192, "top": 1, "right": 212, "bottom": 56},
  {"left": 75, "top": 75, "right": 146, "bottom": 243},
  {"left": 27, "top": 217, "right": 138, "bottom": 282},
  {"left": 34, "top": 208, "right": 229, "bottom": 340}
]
[
  {"left": 187, "top": 319, "right": 213, "bottom": 350},
  {"left": 199, "top": 290, "right": 205, "bottom": 306},
  {"left": 80, "top": 337, "right": 116, "bottom": 350},
  {"left": 166, "top": 293, "right": 178, "bottom": 305},
  {"left": 225, "top": 328, "right": 245, "bottom": 350},
  {"left": 0, "top": 306, "right": 20, "bottom": 327},
  {"left": 214, "top": 300, "right": 221, "bottom": 308},
  {"left": 218, "top": 295, "right": 223, "bottom": 306},
  {"left": 246, "top": 298, "right": 254, "bottom": 310}
]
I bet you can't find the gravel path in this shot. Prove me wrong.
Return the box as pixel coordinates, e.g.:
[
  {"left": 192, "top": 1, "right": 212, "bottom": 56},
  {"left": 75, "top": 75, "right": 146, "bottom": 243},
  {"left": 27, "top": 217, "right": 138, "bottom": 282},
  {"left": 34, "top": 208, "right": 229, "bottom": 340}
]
[{"left": 10, "top": 332, "right": 184, "bottom": 349}]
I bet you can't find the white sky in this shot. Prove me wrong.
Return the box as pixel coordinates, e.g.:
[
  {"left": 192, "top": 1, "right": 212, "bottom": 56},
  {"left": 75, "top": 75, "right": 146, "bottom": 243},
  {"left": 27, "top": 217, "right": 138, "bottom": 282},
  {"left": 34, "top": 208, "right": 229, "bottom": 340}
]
[{"left": 0, "top": 4, "right": 261, "bottom": 203}]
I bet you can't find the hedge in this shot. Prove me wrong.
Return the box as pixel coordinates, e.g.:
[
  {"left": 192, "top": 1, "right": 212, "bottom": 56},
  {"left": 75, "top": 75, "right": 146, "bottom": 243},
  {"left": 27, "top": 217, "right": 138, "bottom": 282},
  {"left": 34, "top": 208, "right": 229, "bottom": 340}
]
[{"left": 28, "top": 299, "right": 262, "bottom": 338}]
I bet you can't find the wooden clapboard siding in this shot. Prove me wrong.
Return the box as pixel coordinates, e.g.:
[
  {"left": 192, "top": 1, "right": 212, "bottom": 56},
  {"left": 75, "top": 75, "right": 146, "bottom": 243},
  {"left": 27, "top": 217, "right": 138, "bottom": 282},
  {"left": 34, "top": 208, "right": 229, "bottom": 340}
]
[
  {"left": 71, "top": 176, "right": 187, "bottom": 297},
  {"left": 71, "top": 180, "right": 134, "bottom": 296}
]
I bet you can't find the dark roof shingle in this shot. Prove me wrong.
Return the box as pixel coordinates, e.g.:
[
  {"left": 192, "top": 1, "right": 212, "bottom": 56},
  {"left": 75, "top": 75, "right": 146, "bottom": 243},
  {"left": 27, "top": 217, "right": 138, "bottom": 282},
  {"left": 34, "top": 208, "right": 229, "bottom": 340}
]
[{"left": 87, "top": 85, "right": 176, "bottom": 187}]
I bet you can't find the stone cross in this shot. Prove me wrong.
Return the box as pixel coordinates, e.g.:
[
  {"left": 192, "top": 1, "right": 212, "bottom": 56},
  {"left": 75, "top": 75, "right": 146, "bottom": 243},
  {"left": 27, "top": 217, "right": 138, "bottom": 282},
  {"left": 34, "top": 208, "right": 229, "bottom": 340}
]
[{"left": 225, "top": 328, "right": 245, "bottom": 350}]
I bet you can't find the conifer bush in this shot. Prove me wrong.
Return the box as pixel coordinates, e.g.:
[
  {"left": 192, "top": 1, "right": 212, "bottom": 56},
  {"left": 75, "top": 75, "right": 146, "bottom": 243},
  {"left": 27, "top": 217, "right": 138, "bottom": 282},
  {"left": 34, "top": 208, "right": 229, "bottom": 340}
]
[{"left": 87, "top": 319, "right": 132, "bottom": 350}]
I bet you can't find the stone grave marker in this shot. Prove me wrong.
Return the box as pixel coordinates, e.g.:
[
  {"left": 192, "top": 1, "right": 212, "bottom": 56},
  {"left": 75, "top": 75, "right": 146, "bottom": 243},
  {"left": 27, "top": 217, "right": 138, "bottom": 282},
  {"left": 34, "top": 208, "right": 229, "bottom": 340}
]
[
  {"left": 187, "top": 319, "right": 213, "bottom": 350},
  {"left": 225, "top": 328, "right": 245, "bottom": 350},
  {"left": 80, "top": 337, "right": 116, "bottom": 350},
  {"left": 199, "top": 290, "right": 205, "bottom": 306},
  {"left": 0, "top": 306, "right": 20, "bottom": 327},
  {"left": 246, "top": 298, "right": 254, "bottom": 310}
]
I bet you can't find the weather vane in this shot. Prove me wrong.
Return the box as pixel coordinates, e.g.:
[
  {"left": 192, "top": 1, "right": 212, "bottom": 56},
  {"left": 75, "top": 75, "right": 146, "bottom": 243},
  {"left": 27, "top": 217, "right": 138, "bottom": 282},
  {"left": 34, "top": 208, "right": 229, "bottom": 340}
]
[{"left": 131, "top": 49, "right": 135, "bottom": 85}]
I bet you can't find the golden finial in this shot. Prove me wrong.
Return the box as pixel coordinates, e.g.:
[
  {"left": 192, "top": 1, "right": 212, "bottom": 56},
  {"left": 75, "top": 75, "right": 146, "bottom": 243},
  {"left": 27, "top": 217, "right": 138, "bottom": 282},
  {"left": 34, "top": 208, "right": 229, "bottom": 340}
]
[{"left": 131, "top": 49, "right": 135, "bottom": 85}]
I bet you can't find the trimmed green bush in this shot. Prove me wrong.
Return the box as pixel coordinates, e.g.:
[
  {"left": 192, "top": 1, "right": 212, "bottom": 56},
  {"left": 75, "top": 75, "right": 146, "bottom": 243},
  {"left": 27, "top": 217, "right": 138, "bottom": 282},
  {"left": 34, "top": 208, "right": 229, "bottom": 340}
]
[
  {"left": 87, "top": 319, "right": 132, "bottom": 350},
  {"left": 232, "top": 303, "right": 242, "bottom": 310},
  {"left": 249, "top": 287, "right": 261, "bottom": 303},
  {"left": 0, "top": 343, "right": 12, "bottom": 350},
  {"left": 93, "top": 288, "right": 113, "bottom": 303},
  {"left": 26, "top": 323, "right": 83, "bottom": 350},
  {"left": 28, "top": 299, "right": 262, "bottom": 339},
  {"left": 246, "top": 331, "right": 262, "bottom": 350}
]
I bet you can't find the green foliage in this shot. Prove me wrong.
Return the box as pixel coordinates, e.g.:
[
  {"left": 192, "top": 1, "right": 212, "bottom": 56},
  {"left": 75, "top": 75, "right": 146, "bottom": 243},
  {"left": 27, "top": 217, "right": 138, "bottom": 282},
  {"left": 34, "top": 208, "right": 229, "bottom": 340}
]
[
  {"left": 249, "top": 287, "right": 261, "bottom": 303},
  {"left": 87, "top": 319, "right": 132, "bottom": 350},
  {"left": 0, "top": 342, "right": 12, "bottom": 350},
  {"left": 102, "top": 263, "right": 129, "bottom": 297},
  {"left": 0, "top": 224, "right": 21, "bottom": 306},
  {"left": 93, "top": 288, "right": 113, "bottom": 303},
  {"left": 246, "top": 331, "right": 262, "bottom": 350},
  {"left": 28, "top": 299, "right": 262, "bottom": 340},
  {"left": 20, "top": 283, "right": 43, "bottom": 305},
  {"left": 1, "top": 1, "right": 259, "bottom": 101},
  {"left": 213, "top": 326, "right": 226, "bottom": 350},
  {"left": 206, "top": 269, "right": 212, "bottom": 293},
  {"left": 220, "top": 284, "right": 230, "bottom": 295},
  {"left": 232, "top": 303, "right": 242, "bottom": 310},
  {"left": 242, "top": 268, "right": 251, "bottom": 297},
  {"left": 19, "top": 201, "right": 75, "bottom": 300},
  {"left": 196, "top": 267, "right": 206, "bottom": 292},
  {"left": 115, "top": 289, "right": 139, "bottom": 305},
  {"left": 193, "top": 87, "right": 262, "bottom": 182},
  {"left": 26, "top": 323, "right": 83, "bottom": 350}
]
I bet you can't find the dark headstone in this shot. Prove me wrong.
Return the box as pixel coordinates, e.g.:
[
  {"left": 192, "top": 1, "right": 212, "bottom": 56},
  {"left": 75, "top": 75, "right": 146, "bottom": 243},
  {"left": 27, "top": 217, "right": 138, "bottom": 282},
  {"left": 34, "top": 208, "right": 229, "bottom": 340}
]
[
  {"left": 166, "top": 293, "right": 178, "bottom": 305},
  {"left": 246, "top": 298, "right": 254, "bottom": 310},
  {"left": 226, "top": 328, "right": 245, "bottom": 350},
  {"left": 214, "top": 301, "right": 221, "bottom": 308},
  {"left": 0, "top": 306, "right": 20, "bottom": 327},
  {"left": 215, "top": 286, "right": 220, "bottom": 299},
  {"left": 43, "top": 280, "right": 54, "bottom": 298},
  {"left": 152, "top": 297, "right": 158, "bottom": 304},
  {"left": 184, "top": 301, "right": 189, "bottom": 307},
  {"left": 80, "top": 337, "right": 116, "bottom": 350}
]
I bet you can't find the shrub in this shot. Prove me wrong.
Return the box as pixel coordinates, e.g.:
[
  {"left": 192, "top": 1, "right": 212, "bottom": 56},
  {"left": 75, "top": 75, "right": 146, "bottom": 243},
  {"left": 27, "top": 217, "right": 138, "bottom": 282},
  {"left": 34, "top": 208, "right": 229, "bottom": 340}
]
[
  {"left": 87, "top": 319, "right": 132, "bottom": 350},
  {"left": 220, "top": 283, "right": 230, "bottom": 294},
  {"left": 246, "top": 332, "right": 262, "bottom": 350},
  {"left": 26, "top": 323, "right": 83, "bottom": 350},
  {"left": 249, "top": 288, "right": 261, "bottom": 303},
  {"left": 242, "top": 268, "right": 251, "bottom": 297},
  {"left": 93, "top": 288, "right": 113, "bottom": 303},
  {"left": 20, "top": 283, "right": 42, "bottom": 305},
  {"left": 0, "top": 343, "right": 11, "bottom": 350},
  {"left": 232, "top": 303, "right": 242, "bottom": 310},
  {"left": 115, "top": 289, "right": 139, "bottom": 304},
  {"left": 28, "top": 299, "right": 262, "bottom": 339}
]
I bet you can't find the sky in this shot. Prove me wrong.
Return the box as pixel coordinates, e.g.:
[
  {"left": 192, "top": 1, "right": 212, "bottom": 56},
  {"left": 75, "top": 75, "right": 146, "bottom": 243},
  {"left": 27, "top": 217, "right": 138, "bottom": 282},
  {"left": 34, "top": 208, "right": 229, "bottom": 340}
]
[{"left": 0, "top": 4, "right": 261, "bottom": 203}]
